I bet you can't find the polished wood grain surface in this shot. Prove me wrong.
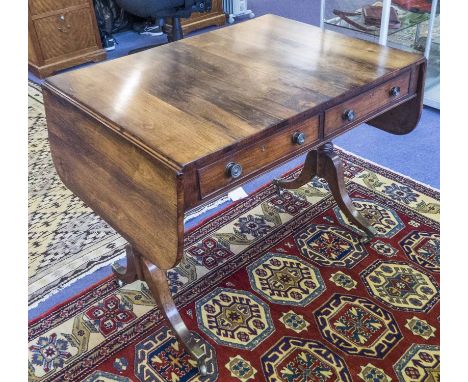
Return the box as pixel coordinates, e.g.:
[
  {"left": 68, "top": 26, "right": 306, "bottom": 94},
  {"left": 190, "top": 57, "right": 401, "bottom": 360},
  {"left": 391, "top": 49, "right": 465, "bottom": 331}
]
[
  {"left": 34, "top": 7, "right": 98, "bottom": 61},
  {"left": 44, "top": 14, "right": 424, "bottom": 170},
  {"left": 28, "top": 0, "right": 105, "bottom": 78},
  {"left": 44, "top": 89, "right": 184, "bottom": 270}
]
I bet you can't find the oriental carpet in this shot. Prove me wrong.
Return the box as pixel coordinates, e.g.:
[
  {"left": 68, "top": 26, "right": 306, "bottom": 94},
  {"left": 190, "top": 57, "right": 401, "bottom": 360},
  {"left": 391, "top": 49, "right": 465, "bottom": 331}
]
[{"left": 28, "top": 133, "right": 439, "bottom": 381}]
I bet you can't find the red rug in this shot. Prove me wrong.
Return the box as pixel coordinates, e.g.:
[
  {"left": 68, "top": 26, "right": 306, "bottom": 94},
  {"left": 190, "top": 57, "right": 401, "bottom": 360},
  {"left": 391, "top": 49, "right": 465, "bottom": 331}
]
[{"left": 28, "top": 150, "right": 440, "bottom": 382}]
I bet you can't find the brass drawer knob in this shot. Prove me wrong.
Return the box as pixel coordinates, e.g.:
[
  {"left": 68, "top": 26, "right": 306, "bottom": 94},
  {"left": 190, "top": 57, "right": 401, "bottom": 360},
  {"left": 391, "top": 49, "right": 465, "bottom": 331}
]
[
  {"left": 342, "top": 109, "right": 356, "bottom": 122},
  {"left": 226, "top": 162, "right": 243, "bottom": 179},
  {"left": 292, "top": 131, "right": 306, "bottom": 145},
  {"left": 389, "top": 86, "right": 401, "bottom": 97}
]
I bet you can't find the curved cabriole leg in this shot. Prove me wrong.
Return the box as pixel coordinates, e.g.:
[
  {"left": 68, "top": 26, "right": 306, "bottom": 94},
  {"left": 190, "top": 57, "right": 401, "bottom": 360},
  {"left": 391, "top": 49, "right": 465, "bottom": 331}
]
[
  {"left": 274, "top": 142, "right": 377, "bottom": 242},
  {"left": 112, "top": 244, "right": 140, "bottom": 286},
  {"left": 140, "top": 257, "right": 209, "bottom": 376},
  {"left": 317, "top": 143, "right": 377, "bottom": 243},
  {"left": 273, "top": 150, "right": 318, "bottom": 194},
  {"left": 112, "top": 246, "right": 210, "bottom": 376}
]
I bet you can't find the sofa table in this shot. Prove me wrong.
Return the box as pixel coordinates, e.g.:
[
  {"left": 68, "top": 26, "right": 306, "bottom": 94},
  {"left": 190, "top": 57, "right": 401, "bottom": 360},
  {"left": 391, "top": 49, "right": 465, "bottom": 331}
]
[{"left": 42, "top": 14, "right": 426, "bottom": 376}]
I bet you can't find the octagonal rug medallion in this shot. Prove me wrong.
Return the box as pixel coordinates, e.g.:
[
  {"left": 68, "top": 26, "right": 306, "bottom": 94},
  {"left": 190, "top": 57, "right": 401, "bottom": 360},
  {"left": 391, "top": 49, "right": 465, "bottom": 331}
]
[
  {"left": 247, "top": 252, "right": 325, "bottom": 306},
  {"left": 315, "top": 294, "right": 402, "bottom": 358},
  {"left": 361, "top": 261, "right": 439, "bottom": 312},
  {"left": 261, "top": 337, "right": 352, "bottom": 382},
  {"left": 400, "top": 231, "right": 440, "bottom": 272},
  {"left": 196, "top": 287, "right": 274, "bottom": 350},
  {"left": 295, "top": 224, "right": 368, "bottom": 268}
]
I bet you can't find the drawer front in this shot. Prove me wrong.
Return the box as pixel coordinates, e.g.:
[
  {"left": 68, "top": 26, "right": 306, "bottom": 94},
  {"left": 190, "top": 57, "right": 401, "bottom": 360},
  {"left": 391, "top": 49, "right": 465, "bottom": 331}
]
[
  {"left": 324, "top": 71, "right": 411, "bottom": 137},
  {"left": 198, "top": 116, "right": 320, "bottom": 198},
  {"left": 30, "top": 0, "right": 88, "bottom": 16},
  {"left": 34, "top": 8, "right": 98, "bottom": 61}
]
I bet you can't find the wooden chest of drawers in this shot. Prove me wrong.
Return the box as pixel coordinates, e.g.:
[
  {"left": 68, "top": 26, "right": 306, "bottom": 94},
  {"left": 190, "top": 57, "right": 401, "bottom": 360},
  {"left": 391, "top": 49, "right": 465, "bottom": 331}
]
[{"left": 28, "top": 0, "right": 105, "bottom": 78}]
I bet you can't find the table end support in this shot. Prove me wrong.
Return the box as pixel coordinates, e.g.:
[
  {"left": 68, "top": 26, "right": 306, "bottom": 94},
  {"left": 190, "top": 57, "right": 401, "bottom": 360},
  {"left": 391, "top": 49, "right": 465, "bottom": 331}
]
[
  {"left": 317, "top": 143, "right": 377, "bottom": 242},
  {"left": 274, "top": 142, "right": 377, "bottom": 242},
  {"left": 112, "top": 245, "right": 211, "bottom": 376},
  {"left": 273, "top": 150, "right": 317, "bottom": 193},
  {"left": 112, "top": 244, "right": 141, "bottom": 286}
]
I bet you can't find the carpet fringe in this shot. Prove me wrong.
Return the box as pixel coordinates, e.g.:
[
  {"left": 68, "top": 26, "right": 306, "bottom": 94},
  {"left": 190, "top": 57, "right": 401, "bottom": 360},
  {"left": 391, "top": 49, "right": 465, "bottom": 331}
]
[
  {"left": 184, "top": 195, "right": 231, "bottom": 224},
  {"left": 28, "top": 252, "right": 126, "bottom": 311}
]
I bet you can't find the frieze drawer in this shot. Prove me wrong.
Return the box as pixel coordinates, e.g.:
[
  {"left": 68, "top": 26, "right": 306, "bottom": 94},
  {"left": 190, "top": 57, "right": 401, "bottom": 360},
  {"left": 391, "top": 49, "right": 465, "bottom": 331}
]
[
  {"left": 198, "top": 115, "right": 320, "bottom": 198},
  {"left": 324, "top": 70, "right": 412, "bottom": 137}
]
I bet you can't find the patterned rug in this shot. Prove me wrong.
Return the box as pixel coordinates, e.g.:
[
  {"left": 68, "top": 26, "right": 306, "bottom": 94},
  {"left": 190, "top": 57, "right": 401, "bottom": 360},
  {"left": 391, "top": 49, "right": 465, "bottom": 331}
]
[
  {"left": 28, "top": 139, "right": 439, "bottom": 381},
  {"left": 28, "top": 82, "right": 127, "bottom": 309}
]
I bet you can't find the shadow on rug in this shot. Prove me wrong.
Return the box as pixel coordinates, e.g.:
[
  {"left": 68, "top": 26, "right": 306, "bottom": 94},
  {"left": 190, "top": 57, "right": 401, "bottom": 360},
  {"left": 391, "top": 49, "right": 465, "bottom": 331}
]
[{"left": 28, "top": 127, "right": 439, "bottom": 381}]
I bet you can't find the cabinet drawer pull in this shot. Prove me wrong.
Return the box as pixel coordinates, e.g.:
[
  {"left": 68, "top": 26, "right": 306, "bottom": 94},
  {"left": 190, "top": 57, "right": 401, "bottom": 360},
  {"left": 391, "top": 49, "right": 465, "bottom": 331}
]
[
  {"left": 57, "top": 14, "right": 71, "bottom": 33},
  {"left": 342, "top": 109, "right": 356, "bottom": 122},
  {"left": 292, "top": 131, "right": 306, "bottom": 145},
  {"left": 389, "top": 86, "right": 401, "bottom": 97},
  {"left": 226, "top": 162, "right": 243, "bottom": 179}
]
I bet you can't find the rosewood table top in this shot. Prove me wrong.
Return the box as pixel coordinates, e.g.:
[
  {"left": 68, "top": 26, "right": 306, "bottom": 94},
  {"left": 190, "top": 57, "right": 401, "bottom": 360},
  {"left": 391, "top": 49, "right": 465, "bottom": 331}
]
[{"left": 44, "top": 14, "right": 423, "bottom": 170}]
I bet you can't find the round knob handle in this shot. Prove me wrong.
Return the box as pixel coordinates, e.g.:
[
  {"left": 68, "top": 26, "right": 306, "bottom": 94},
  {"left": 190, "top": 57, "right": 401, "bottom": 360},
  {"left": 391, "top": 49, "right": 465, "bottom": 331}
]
[
  {"left": 226, "top": 162, "right": 243, "bottom": 179},
  {"left": 389, "top": 86, "right": 401, "bottom": 97},
  {"left": 292, "top": 131, "right": 306, "bottom": 145},
  {"left": 342, "top": 109, "right": 356, "bottom": 122}
]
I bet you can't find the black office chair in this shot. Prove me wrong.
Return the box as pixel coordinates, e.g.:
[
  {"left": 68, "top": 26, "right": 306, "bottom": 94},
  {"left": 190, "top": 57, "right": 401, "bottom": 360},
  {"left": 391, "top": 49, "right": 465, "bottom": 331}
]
[{"left": 116, "top": 0, "right": 211, "bottom": 42}]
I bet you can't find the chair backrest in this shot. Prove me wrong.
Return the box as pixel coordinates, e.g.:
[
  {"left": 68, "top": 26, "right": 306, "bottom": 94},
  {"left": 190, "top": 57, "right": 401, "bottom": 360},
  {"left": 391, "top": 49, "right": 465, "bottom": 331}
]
[{"left": 115, "top": 0, "right": 188, "bottom": 18}]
